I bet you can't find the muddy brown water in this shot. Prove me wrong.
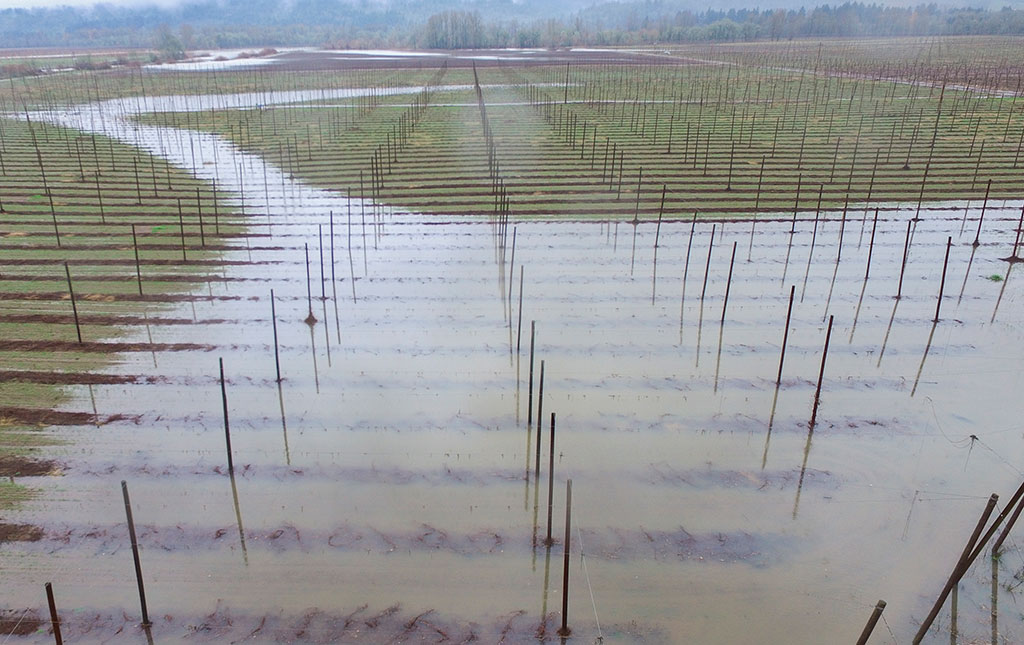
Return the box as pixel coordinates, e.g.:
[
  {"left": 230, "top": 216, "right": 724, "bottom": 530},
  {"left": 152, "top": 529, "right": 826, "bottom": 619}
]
[{"left": 1, "top": 85, "right": 1023, "bottom": 643}]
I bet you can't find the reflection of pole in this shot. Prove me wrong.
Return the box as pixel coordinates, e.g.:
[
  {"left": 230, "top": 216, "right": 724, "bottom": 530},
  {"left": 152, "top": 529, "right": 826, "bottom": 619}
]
[
  {"left": 913, "top": 494, "right": 998, "bottom": 644},
  {"left": 991, "top": 555, "right": 999, "bottom": 645},
  {"left": 270, "top": 290, "right": 281, "bottom": 382},
  {"left": 121, "top": 480, "right": 151, "bottom": 626},
  {"left": 558, "top": 479, "right": 573, "bottom": 637},
  {"left": 854, "top": 600, "right": 885, "bottom": 645},
  {"left": 220, "top": 358, "right": 233, "bottom": 473},
  {"left": 951, "top": 585, "right": 958, "bottom": 645},
  {"left": 230, "top": 470, "right": 249, "bottom": 566}
]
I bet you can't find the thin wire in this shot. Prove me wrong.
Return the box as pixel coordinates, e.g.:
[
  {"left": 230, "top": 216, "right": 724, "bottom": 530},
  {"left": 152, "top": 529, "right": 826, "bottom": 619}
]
[
  {"left": 881, "top": 612, "right": 899, "bottom": 644},
  {"left": 1, "top": 520, "right": 99, "bottom": 644},
  {"left": 576, "top": 524, "right": 603, "bottom": 643},
  {"left": 974, "top": 438, "right": 1024, "bottom": 477}
]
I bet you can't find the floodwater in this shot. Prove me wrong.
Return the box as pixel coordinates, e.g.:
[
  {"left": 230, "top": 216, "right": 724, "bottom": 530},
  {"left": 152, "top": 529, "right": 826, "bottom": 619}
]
[{"left": 2, "top": 85, "right": 1024, "bottom": 643}]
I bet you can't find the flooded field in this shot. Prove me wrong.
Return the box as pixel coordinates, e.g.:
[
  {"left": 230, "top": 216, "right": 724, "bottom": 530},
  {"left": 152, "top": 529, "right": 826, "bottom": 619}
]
[{"left": 1, "top": 69, "right": 1024, "bottom": 643}]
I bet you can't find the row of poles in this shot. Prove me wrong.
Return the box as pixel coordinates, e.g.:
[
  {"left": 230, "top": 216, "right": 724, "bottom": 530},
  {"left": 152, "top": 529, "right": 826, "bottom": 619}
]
[
  {"left": 856, "top": 478, "right": 1024, "bottom": 644},
  {"left": 32, "top": 211, "right": 1024, "bottom": 644}
]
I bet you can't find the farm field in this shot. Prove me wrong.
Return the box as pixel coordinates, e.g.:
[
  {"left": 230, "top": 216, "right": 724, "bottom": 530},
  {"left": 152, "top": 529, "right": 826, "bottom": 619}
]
[
  {"left": 1, "top": 38, "right": 1023, "bottom": 644},
  {"left": 139, "top": 40, "right": 1024, "bottom": 219}
]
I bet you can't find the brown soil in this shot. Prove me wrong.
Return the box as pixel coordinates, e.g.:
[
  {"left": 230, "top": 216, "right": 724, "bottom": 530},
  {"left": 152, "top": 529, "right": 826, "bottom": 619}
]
[
  {"left": 0, "top": 370, "right": 174, "bottom": 385},
  {"left": 0, "top": 315, "right": 234, "bottom": 326},
  {"left": 0, "top": 610, "right": 43, "bottom": 637},
  {"left": 0, "top": 292, "right": 252, "bottom": 304},
  {"left": 0, "top": 455, "right": 58, "bottom": 476},
  {"left": 0, "top": 340, "right": 214, "bottom": 353},
  {"left": 0, "top": 407, "right": 134, "bottom": 426},
  {"left": 0, "top": 523, "right": 44, "bottom": 543}
]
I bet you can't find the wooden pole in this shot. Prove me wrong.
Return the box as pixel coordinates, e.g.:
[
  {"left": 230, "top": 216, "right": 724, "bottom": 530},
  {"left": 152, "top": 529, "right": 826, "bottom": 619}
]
[
  {"left": 809, "top": 315, "right": 834, "bottom": 429},
  {"left": 1011, "top": 205, "right": 1024, "bottom": 259},
  {"left": 934, "top": 236, "right": 952, "bottom": 323},
  {"left": 558, "top": 478, "right": 573, "bottom": 637},
  {"left": 536, "top": 360, "right": 545, "bottom": 474},
  {"left": 721, "top": 241, "right": 737, "bottom": 323},
  {"left": 196, "top": 188, "right": 205, "bottom": 247},
  {"left": 973, "top": 178, "right": 991, "bottom": 247},
  {"left": 133, "top": 157, "right": 142, "bottom": 205},
  {"left": 854, "top": 600, "right": 886, "bottom": 645},
  {"left": 131, "top": 224, "right": 143, "bottom": 296},
  {"left": 865, "top": 209, "right": 878, "bottom": 280},
  {"left": 44, "top": 582, "right": 62, "bottom": 645},
  {"left": 178, "top": 198, "right": 187, "bottom": 262},
  {"left": 545, "top": 412, "right": 556, "bottom": 545},
  {"left": 508, "top": 227, "right": 517, "bottom": 305},
  {"left": 897, "top": 220, "right": 912, "bottom": 299},
  {"left": 700, "top": 224, "right": 716, "bottom": 300},
  {"left": 777, "top": 285, "right": 795, "bottom": 385},
  {"left": 318, "top": 225, "right": 326, "bottom": 300},
  {"left": 913, "top": 494, "right": 999, "bottom": 644},
  {"left": 121, "top": 480, "right": 151, "bottom": 626},
  {"left": 969, "top": 479, "right": 1024, "bottom": 563},
  {"left": 528, "top": 321, "right": 536, "bottom": 426},
  {"left": 63, "top": 263, "right": 82, "bottom": 344},
  {"left": 993, "top": 494, "right": 1024, "bottom": 555},
  {"left": 516, "top": 267, "right": 524, "bottom": 352}
]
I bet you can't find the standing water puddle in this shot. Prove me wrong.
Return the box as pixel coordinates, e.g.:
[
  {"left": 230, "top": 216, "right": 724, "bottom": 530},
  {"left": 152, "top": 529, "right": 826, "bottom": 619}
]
[{"left": 1, "top": 87, "right": 1023, "bottom": 643}]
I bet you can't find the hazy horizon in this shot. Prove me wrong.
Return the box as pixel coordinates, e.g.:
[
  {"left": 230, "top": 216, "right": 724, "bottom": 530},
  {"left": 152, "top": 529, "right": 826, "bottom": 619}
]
[
  {"left": 0, "top": 0, "right": 181, "bottom": 9},
  {"left": 2, "top": 0, "right": 1020, "bottom": 12}
]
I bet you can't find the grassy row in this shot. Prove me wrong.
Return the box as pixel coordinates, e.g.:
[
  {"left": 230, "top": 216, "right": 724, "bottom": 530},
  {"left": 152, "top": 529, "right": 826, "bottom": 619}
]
[
  {"left": 0, "top": 116, "right": 241, "bottom": 506},
  {"left": 139, "top": 57, "right": 1024, "bottom": 218}
]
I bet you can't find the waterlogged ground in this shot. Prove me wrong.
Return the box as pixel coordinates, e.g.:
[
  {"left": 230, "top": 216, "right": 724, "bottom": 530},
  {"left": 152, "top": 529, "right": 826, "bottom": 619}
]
[{"left": 2, "top": 85, "right": 1024, "bottom": 644}]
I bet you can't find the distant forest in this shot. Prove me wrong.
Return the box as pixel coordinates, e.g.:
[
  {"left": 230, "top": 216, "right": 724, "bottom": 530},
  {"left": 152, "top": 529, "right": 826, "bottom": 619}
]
[{"left": 3, "top": 0, "right": 1024, "bottom": 51}]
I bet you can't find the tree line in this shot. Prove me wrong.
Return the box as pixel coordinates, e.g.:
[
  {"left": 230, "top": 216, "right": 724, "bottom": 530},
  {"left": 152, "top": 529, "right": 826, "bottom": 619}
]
[
  {"left": 4, "top": 1, "right": 1024, "bottom": 52},
  {"left": 424, "top": 4, "right": 1024, "bottom": 48}
]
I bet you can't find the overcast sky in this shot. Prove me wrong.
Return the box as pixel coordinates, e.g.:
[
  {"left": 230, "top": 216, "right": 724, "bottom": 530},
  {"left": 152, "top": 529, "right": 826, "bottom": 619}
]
[
  {"left": 2, "top": 0, "right": 1021, "bottom": 12},
  {"left": 0, "top": 0, "right": 183, "bottom": 8}
]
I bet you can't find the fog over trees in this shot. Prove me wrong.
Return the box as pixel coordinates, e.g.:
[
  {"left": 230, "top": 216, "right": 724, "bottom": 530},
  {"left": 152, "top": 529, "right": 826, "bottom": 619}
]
[{"left": 3, "top": 0, "right": 1024, "bottom": 49}]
